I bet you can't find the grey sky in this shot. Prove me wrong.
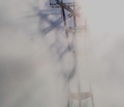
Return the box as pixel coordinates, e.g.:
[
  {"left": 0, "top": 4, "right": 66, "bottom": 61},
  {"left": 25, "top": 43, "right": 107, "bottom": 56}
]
[{"left": 0, "top": 0, "right": 124, "bottom": 107}]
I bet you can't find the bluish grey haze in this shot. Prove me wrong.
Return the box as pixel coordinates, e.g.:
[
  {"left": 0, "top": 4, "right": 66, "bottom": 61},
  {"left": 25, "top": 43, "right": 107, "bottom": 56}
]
[{"left": 0, "top": 0, "right": 124, "bottom": 107}]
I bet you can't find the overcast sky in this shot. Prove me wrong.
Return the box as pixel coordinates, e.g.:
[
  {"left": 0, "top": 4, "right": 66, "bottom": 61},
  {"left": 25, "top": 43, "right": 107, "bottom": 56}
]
[
  {"left": 78, "top": 0, "right": 124, "bottom": 34},
  {"left": 0, "top": 0, "right": 124, "bottom": 107}
]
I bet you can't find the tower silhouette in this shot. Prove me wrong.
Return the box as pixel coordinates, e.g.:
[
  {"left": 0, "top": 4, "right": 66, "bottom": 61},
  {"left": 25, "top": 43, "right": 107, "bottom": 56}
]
[{"left": 32, "top": 0, "right": 95, "bottom": 107}]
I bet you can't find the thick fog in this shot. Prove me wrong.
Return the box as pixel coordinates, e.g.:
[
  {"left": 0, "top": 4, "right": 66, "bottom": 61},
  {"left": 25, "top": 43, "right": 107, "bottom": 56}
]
[{"left": 0, "top": 0, "right": 124, "bottom": 107}]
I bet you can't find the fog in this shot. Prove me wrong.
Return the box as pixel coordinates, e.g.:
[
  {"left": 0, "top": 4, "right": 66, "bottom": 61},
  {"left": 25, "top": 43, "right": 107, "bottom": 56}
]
[{"left": 0, "top": 0, "right": 124, "bottom": 107}]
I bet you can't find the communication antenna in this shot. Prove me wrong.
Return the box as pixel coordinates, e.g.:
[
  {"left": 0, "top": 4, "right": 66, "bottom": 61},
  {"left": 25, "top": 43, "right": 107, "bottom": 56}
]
[
  {"left": 49, "top": 0, "right": 95, "bottom": 107},
  {"left": 30, "top": 0, "right": 95, "bottom": 107}
]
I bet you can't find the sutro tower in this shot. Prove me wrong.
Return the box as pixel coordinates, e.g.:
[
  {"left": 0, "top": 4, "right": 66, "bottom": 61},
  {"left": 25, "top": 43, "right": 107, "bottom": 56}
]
[
  {"left": 34, "top": 0, "right": 95, "bottom": 107},
  {"left": 49, "top": 1, "right": 95, "bottom": 107}
]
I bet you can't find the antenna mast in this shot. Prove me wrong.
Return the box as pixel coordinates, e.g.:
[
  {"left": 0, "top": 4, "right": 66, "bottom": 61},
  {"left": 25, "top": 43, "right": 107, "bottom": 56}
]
[{"left": 48, "top": 0, "right": 95, "bottom": 107}]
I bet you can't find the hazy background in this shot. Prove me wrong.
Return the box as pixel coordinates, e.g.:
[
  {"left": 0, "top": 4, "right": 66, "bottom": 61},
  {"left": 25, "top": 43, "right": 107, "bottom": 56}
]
[{"left": 0, "top": 0, "right": 124, "bottom": 107}]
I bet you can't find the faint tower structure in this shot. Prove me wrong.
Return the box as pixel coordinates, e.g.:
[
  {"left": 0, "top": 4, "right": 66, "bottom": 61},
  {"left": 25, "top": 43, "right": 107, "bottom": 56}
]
[{"left": 35, "top": 0, "right": 95, "bottom": 107}]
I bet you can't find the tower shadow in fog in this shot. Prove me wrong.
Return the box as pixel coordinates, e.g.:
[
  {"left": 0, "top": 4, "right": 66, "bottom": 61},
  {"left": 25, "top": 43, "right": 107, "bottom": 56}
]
[
  {"left": 26, "top": 0, "right": 77, "bottom": 82},
  {"left": 26, "top": 1, "right": 95, "bottom": 107}
]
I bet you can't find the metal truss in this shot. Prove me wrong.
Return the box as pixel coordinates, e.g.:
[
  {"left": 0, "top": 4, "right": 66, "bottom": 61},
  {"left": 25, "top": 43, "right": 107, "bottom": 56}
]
[
  {"left": 28, "top": 0, "right": 95, "bottom": 107},
  {"left": 49, "top": 1, "right": 95, "bottom": 107}
]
